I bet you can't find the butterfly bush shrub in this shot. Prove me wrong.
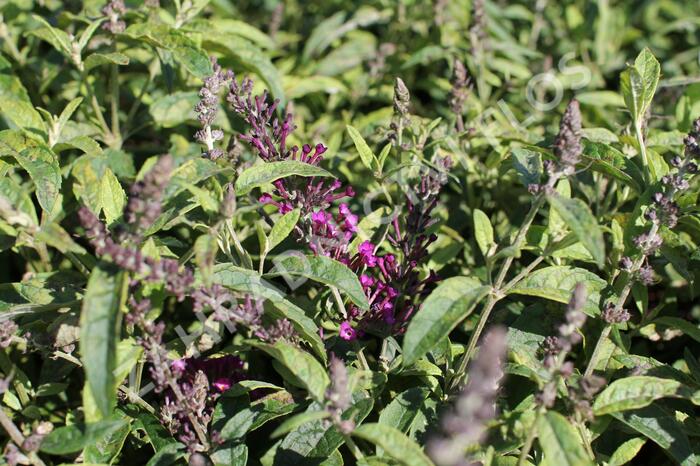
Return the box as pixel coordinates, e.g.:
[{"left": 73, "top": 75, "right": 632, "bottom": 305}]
[{"left": 1, "top": 1, "right": 700, "bottom": 465}]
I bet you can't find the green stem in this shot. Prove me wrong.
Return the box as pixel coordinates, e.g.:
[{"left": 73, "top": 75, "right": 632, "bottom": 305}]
[
  {"left": 0, "top": 407, "right": 47, "bottom": 466},
  {"left": 502, "top": 255, "right": 545, "bottom": 292},
  {"left": 356, "top": 345, "right": 370, "bottom": 372},
  {"left": 330, "top": 286, "right": 348, "bottom": 319},
  {"left": 584, "top": 222, "right": 658, "bottom": 378},
  {"left": 110, "top": 63, "right": 121, "bottom": 147},
  {"left": 80, "top": 69, "right": 113, "bottom": 143},
  {"left": 577, "top": 419, "right": 595, "bottom": 460},
  {"left": 635, "top": 122, "right": 652, "bottom": 183},
  {"left": 517, "top": 409, "right": 543, "bottom": 466},
  {"left": 448, "top": 295, "right": 497, "bottom": 393},
  {"left": 226, "top": 220, "right": 253, "bottom": 269},
  {"left": 65, "top": 251, "right": 90, "bottom": 277},
  {"left": 343, "top": 433, "right": 365, "bottom": 460},
  {"left": 118, "top": 385, "right": 155, "bottom": 414},
  {"left": 583, "top": 324, "right": 611, "bottom": 379},
  {"left": 449, "top": 194, "right": 546, "bottom": 392}
]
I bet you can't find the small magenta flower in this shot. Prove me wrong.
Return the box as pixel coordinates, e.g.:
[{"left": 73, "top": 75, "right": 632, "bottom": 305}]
[
  {"left": 311, "top": 210, "right": 329, "bottom": 225},
  {"left": 339, "top": 321, "right": 357, "bottom": 341},
  {"left": 359, "top": 274, "right": 374, "bottom": 287},
  {"left": 358, "top": 241, "right": 378, "bottom": 267},
  {"left": 212, "top": 378, "right": 232, "bottom": 393}
]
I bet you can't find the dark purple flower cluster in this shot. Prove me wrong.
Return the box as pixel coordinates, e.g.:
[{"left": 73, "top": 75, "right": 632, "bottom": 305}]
[
  {"left": 537, "top": 283, "right": 588, "bottom": 408},
  {"left": 79, "top": 206, "right": 194, "bottom": 301},
  {"left": 101, "top": 0, "right": 127, "bottom": 34},
  {"left": 128, "top": 297, "right": 246, "bottom": 452},
  {"left": 126, "top": 298, "right": 210, "bottom": 451},
  {"left": 684, "top": 117, "right": 700, "bottom": 158},
  {"left": 530, "top": 99, "right": 582, "bottom": 195},
  {"left": 339, "top": 158, "right": 451, "bottom": 338},
  {"left": 226, "top": 76, "right": 294, "bottom": 162},
  {"left": 449, "top": 59, "right": 471, "bottom": 132},
  {"left": 122, "top": 155, "right": 173, "bottom": 241},
  {"left": 552, "top": 99, "right": 583, "bottom": 170},
  {"left": 211, "top": 66, "right": 449, "bottom": 338},
  {"left": 164, "top": 356, "right": 246, "bottom": 451},
  {"left": 212, "top": 64, "right": 355, "bottom": 224},
  {"left": 78, "top": 154, "right": 301, "bottom": 451},
  {"left": 619, "top": 117, "right": 700, "bottom": 285},
  {"left": 171, "top": 355, "right": 246, "bottom": 395},
  {"left": 324, "top": 354, "right": 355, "bottom": 434},
  {"left": 427, "top": 327, "right": 506, "bottom": 466},
  {"left": 195, "top": 58, "right": 234, "bottom": 160},
  {"left": 306, "top": 203, "right": 359, "bottom": 260},
  {"left": 601, "top": 302, "right": 631, "bottom": 324}
]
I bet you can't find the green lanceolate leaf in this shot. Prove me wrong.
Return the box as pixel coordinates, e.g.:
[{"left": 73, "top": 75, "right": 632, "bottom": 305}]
[
  {"left": 0, "top": 95, "right": 44, "bottom": 134},
  {"left": 352, "top": 423, "right": 434, "bottom": 466},
  {"left": 251, "top": 340, "right": 329, "bottom": 401},
  {"left": 149, "top": 91, "right": 199, "bottom": 128},
  {"left": 473, "top": 208, "right": 495, "bottom": 258},
  {"left": 267, "top": 254, "right": 369, "bottom": 310},
  {"left": 507, "top": 266, "right": 605, "bottom": 316},
  {"left": 611, "top": 405, "right": 695, "bottom": 466},
  {"left": 620, "top": 48, "right": 660, "bottom": 126},
  {"left": 510, "top": 147, "right": 543, "bottom": 187},
  {"left": 80, "top": 264, "right": 127, "bottom": 418},
  {"left": 100, "top": 168, "right": 126, "bottom": 224},
  {"left": 235, "top": 160, "right": 333, "bottom": 195},
  {"left": 607, "top": 437, "right": 646, "bottom": 466},
  {"left": 40, "top": 419, "right": 128, "bottom": 455},
  {"left": 84, "top": 52, "right": 130, "bottom": 71},
  {"left": 269, "top": 394, "right": 373, "bottom": 463},
  {"left": 633, "top": 48, "right": 661, "bottom": 121},
  {"left": 271, "top": 410, "right": 331, "bottom": 438},
  {"left": 144, "top": 443, "right": 186, "bottom": 466},
  {"left": 536, "top": 411, "right": 593, "bottom": 466},
  {"left": 346, "top": 125, "right": 378, "bottom": 172},
  {"left": 212, "top": 393, "right": 297, "bottom": 441},
  {"left": 302, "top": 11, "right": 347, "bottom": 61},
  {"left": 593, "top": 376, "right": 684, "bottom": 415},
  {"left": 0, "top": 130, "right": 61, "bottom": 213},
  {"left": 125, "top": 23, "right": 212, "bottom": 78},
  {"left": 83, "top": 413, "right": 132, "bottom": 463},
  {"left": 581, "top": 140, "right": 644, "bottom": 192},
  {"left": 378, "top": 387, "right": 431, "bottom": 434},
  {"left": 546, "top": 194, "right": 605, "bottom": 268},
  {"left": 402, "top": 277, "right": 489, "bottom": 365},
  {"left": 267, "top": 208, "right": 301, "bottom": 252}
]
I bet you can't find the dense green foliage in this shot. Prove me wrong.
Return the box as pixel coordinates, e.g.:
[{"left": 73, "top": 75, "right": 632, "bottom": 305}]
[{"left": 1, "top": 1, "right": 700, "bottom": 465}]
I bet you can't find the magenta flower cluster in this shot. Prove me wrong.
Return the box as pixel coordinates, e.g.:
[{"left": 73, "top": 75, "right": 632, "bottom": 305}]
[{"left": 212, "top": 60, "right": 450, "bottom": 339}]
